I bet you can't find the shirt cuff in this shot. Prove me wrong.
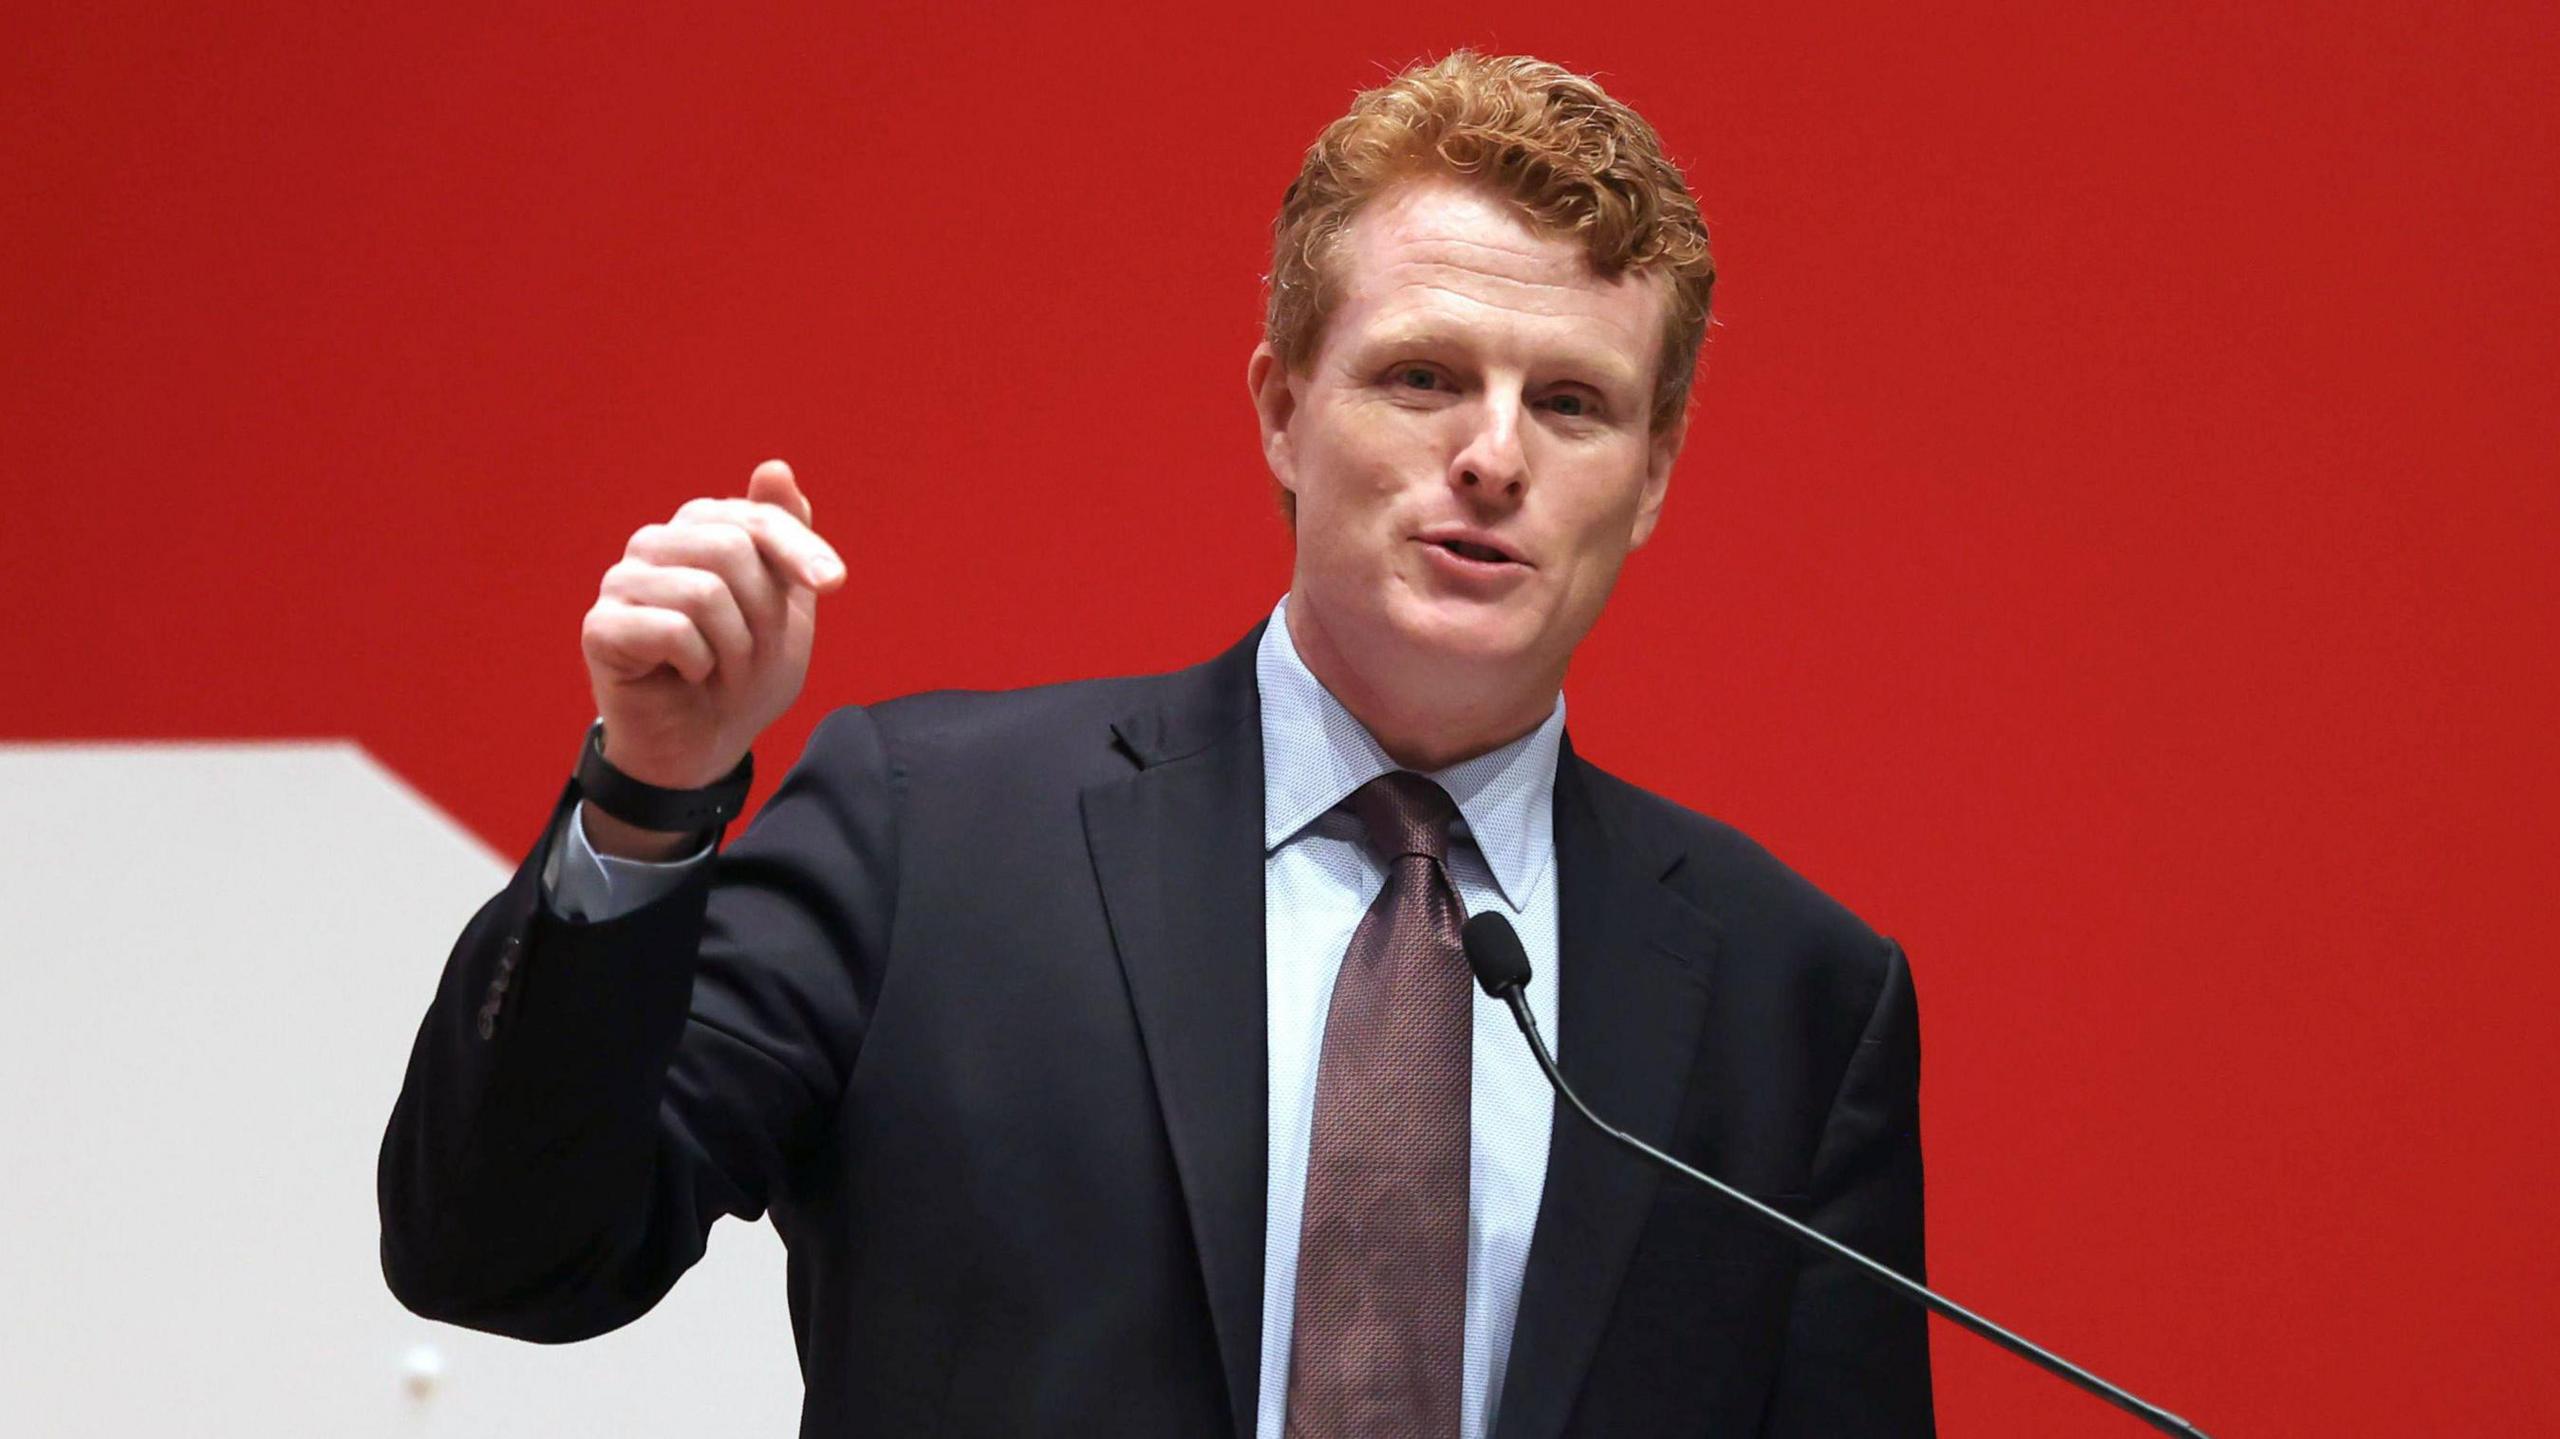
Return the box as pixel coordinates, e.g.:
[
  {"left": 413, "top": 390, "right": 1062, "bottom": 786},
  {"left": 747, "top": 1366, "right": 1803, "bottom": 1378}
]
[{"left": 540, "top": 800, "right": 716, "bottom": 922}]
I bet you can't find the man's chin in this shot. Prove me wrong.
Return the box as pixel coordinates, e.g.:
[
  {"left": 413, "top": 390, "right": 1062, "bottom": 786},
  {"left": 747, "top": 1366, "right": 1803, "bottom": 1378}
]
[
  {"left": 1295, "top": 583, "right": 1555, "bottom": 692},
  {"left": 1384, "top": 596, "right": 1546, "bottom": 672}
]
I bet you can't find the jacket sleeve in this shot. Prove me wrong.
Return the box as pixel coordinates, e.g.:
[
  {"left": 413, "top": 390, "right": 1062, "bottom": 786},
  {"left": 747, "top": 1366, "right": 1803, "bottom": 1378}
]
[
  {"left": 377, "top": 705, "right": 899, "bottom": 1342},
  {"left": 1759, "top": 938, "right": 1935, "bottom": 1435}
]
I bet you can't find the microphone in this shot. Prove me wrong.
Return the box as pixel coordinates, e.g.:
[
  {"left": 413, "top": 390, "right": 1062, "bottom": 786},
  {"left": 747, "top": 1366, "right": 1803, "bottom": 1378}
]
[{"left": 1459, "top": 912, "right": 2212, "bottom": 1439}]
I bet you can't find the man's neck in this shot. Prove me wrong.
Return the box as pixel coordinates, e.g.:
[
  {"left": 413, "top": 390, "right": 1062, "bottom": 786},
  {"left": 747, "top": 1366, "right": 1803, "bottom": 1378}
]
[{"left": 1283, "top": 597, "right": 1558, "bottom": 773}]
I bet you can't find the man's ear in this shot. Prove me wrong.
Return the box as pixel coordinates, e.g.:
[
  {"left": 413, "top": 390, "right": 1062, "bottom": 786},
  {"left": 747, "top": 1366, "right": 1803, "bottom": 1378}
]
[
  {"left": 1629, "top": 405, "right": 1686, "bottom": 550},
  {"left": 1247, "top": 342, "right": 1299, "bottom": 495}
]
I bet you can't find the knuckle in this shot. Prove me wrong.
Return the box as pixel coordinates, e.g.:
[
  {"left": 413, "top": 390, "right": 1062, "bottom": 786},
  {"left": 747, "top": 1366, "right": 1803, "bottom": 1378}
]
[
  {"left": 601, "top": 601, "right": 657, "bottom": 636},
  {"left": 584, "top": 609, "right": 649, "bottom": 659},
  {"left": 675, "top": 566, "right": 728, "bottom": 608},
  {"left": 702, "top": 523, "right": 756, "bottom": 568}
]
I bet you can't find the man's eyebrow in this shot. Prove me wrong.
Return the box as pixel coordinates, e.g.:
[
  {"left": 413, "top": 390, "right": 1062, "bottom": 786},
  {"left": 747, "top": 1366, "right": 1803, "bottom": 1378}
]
[{"left": 1355, "top": 328, "right": 1645, "bottom": 392}]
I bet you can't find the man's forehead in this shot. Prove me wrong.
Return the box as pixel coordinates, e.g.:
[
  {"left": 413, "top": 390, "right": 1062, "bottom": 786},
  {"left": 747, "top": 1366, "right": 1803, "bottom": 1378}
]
[
  {"left": 1341, "top": 179, "right": 1595, "bottom": 285},
  {"left": 1324, "top": 182, "right": 1666, "bottom": 381}
]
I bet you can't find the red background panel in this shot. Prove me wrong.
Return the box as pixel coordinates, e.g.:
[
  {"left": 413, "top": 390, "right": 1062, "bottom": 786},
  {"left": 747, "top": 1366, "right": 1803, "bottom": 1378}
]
[{"left": 7, "top": 2, "right": 2555, "bottom": 1432}]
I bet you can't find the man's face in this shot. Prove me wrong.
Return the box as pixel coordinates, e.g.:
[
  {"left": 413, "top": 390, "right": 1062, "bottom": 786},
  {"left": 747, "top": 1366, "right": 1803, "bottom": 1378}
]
[{"left": 1250, "top": 177, "right": 1682, "bottom": 714}]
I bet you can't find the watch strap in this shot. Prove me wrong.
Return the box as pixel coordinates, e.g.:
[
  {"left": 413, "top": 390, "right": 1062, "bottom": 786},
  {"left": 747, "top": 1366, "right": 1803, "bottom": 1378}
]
[{"left": 573, "top": 720, "right": 754, "bottom": 834}]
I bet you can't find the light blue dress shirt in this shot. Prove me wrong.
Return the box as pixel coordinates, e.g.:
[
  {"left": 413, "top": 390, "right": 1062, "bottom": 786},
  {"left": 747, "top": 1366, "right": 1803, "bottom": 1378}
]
[
  {"left": 546, "top": 595, "right": 1564, "bottom": 1439},
  {"left": 1252, "top": 597, "right": 1563, "bottom": 1439}
]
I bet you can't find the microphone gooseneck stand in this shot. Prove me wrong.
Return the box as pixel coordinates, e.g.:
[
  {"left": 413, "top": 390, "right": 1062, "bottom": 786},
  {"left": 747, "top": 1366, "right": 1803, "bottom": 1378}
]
[{"left": 1458, "top": 913, "right": 2212, "bottom": 1439}]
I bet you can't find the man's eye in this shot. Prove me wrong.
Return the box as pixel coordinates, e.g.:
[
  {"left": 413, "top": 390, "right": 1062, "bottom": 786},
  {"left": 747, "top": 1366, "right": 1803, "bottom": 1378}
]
[
  {"left": 1396, "top": 367, "right": 1442, "bottom": 390},
  {"left": 1547, "top": 392, "right": 1595, "bottom": 418}
]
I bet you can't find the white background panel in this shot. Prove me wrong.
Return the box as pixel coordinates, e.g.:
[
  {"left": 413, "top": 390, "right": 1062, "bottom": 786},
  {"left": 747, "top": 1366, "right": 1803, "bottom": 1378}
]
[{"left": 0, "top": 744, "right": 798, "bottom": 1435}]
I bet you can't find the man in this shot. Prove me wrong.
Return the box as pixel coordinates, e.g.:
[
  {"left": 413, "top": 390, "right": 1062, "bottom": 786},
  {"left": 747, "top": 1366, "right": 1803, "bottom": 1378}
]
[{"left": 382, "top": 51, "right": 1932, "bottom": 1437}]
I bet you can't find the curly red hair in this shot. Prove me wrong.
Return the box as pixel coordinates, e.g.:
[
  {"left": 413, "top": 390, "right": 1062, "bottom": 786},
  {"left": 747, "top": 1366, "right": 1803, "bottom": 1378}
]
[{"left": 1265, "top": 51, "right": 1717, "bottom": 439}]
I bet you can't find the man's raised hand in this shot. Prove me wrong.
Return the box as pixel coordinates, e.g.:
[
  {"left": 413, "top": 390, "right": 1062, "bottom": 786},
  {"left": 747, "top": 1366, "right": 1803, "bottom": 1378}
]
[{"left": 579, "top": 459, "right": 844, "bottom": 854}]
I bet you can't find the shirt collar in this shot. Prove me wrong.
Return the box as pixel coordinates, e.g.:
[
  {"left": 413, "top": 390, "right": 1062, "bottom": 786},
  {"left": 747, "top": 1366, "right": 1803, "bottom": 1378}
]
[{"left": 1258, "top": 594, "right": 1563, "bottom": 911}]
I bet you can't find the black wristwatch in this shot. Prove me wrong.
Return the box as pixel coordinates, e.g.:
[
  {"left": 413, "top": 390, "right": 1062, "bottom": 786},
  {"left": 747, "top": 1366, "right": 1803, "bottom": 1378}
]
[{"left": 572, "top": 720, "right": 755, "bottom": 835}]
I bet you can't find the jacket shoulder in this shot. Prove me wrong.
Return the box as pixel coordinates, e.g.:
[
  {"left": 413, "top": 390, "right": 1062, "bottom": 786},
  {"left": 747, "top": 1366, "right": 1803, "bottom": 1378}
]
[
  {"left": 1575, "top": 758, "right": 1901, "bottom": 987},
  {"left": 866, "top": 670, "right": 1157, "bottom": 753},
  {"left": 798, "top": 628, "right": 1257, "bottom": 788},
  {"left": 786, "top": 676, "right": 1143, "bottom": 805}
]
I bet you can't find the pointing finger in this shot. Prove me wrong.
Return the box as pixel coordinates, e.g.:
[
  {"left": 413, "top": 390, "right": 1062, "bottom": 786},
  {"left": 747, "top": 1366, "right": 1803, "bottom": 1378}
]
[
  {"left": 745, "top": 460, "right": 836, "bottom": 588},
  {"left": 747, "top": 458, "right": 814, "bottom": 528},
  {"left": 673, "top": 492, "right": 844, "bottom": 593}
]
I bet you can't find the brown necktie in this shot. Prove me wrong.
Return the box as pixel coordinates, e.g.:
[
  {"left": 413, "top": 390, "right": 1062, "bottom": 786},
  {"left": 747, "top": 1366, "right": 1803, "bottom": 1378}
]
[{"left": 1285, "top": 771, "right": 1470, "bottom": 1438}]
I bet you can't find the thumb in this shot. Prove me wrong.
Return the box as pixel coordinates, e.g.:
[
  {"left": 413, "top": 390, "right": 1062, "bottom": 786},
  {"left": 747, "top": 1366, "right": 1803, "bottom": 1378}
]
[{"left": 746, "top": 457, "right": 813, "bottom": 526}]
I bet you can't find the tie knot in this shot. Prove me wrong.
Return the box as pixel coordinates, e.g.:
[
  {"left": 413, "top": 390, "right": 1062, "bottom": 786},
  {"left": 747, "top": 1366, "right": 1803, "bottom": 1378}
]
[{"left": 1347, "top": 770, "right": 1459, "bottom": 864}]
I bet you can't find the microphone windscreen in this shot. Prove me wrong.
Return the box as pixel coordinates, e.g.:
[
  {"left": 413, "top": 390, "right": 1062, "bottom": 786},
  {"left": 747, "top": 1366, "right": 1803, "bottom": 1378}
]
[{"left": 1461, "top": 911, "right": 1534, "bottom": 998}]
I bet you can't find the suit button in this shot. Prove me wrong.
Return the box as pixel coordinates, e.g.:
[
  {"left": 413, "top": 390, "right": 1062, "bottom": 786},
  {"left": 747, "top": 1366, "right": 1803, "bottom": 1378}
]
[{"left": 475, "top": 1004, "right": 498, "bottom": 1041}]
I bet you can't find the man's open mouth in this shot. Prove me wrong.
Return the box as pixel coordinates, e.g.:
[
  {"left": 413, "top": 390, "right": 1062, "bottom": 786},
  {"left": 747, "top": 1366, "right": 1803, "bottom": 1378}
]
[{"left": 1429, "top": 537, "right": 1521, "bottom": 565}]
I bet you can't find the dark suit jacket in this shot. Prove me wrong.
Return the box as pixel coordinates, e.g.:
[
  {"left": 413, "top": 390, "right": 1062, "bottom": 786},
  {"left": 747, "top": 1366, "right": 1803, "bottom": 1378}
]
[{"left": 380, "top": 624, "right": 1932, "bottom": 1436}]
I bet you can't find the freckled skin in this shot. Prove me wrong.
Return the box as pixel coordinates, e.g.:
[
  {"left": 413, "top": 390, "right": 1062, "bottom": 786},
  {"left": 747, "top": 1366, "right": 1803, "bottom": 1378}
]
[{"left": 1247, "top": 177, "right": 1686, "bottom": 770}]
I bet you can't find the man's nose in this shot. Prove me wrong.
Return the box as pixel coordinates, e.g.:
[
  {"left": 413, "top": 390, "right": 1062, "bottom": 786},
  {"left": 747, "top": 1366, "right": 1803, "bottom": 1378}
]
[{"left": 1450, "top": 391, "right": 1528, "bottom": 501}]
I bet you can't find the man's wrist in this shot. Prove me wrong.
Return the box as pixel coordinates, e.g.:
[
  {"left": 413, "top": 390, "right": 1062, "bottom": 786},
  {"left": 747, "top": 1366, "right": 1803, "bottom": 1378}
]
[{"left": 573, "top": 719, "right": 754, "bottom": 837}]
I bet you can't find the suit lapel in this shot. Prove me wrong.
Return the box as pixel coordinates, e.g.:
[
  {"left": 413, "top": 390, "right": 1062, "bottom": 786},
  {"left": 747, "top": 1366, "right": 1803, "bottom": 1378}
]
[
  {"left": 1080, "top": 630, "right": 1269, "bottom": 1439},
  {"left": 1495, "top": 742, "right": 1723, "bottom": 1439}
]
